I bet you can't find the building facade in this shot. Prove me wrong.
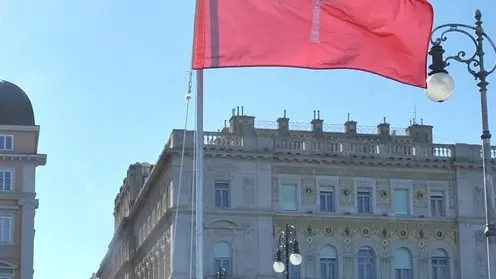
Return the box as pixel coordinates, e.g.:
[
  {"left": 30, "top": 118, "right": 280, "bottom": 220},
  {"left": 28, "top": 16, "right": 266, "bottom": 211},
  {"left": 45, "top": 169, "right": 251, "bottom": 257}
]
[
  {"left": 0, "top": 80, "right": 47, "bottom": 279},
  {"left": 95, "top": 108, "right": 496, "bottom": 279}
]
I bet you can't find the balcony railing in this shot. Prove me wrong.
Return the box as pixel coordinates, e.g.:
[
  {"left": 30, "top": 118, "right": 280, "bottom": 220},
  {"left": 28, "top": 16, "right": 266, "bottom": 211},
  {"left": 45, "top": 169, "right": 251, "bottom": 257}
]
[
  {"left": 198, "top": 132, "right": 456, "bottom": 159},
  {"left": 272, "top": 138, "right": 453, "bottom": 159},
  {"left": 161, "top": 131, "right": 494, "bottom": 162}
]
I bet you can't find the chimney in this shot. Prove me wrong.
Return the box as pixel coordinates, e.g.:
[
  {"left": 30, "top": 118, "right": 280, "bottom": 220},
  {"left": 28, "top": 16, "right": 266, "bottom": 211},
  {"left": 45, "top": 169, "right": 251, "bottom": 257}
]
[
  {"left": 406, "top": 118, "right": 433, "bottom": 143},
  {"left": 311, "top": 110, "right": 324, "bottom": 137},
  {"left": 228, "top": 106, "right": 255, "bottom": 135},
  {"left": 344, "top": 113, "right": 357, "bottom": 137},
  {"left": 277, "top": 110, "right": 290, "bottom": 136},
  {"left": 377, "top": 117, "right": 390, "bottom": 137}
]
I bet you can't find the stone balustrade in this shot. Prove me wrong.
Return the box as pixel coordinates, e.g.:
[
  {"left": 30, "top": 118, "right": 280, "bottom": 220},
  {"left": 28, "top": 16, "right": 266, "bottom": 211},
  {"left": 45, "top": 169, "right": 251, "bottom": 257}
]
[{"left": 170, "top": 130, "right": 496, "bottom": 162}]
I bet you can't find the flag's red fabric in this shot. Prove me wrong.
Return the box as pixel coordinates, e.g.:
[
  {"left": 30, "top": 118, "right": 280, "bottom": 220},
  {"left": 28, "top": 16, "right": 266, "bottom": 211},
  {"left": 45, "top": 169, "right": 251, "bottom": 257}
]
[{"left": 193, "top": 0, "right": 434, "bottom": 88}]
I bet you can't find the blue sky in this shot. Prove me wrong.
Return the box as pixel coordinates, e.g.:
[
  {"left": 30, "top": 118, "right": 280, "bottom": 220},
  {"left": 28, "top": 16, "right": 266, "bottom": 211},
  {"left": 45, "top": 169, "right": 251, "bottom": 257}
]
[{"left": 0, "top": 0, "right": 495, "bottom": 278}]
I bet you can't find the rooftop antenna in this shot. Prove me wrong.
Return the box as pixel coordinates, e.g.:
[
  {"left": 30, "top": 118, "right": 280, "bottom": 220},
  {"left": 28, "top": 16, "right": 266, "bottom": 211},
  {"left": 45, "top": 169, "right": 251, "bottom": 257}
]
[
  {"left": 347, "top": 113, "right": 350, "bottom": 121},
  {"left": 412, "top": 103, "right": 417, "bottom": 125}
]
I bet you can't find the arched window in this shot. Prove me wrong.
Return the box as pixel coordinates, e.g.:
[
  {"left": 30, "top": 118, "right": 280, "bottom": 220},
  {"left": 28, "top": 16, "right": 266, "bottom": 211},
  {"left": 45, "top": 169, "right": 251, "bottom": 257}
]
[
  {"left": 213, "top": 241, "right": 232, "bottom": 275},
  {"left": 431, "top": 249, "right": 449, "bottom": 279},
  {"left": 357, "top": 246, "right": 376, "bottom": 279},
  {"left": 320, "top": 245, "right": 337, "bottom": 279},
  {"left": 395, "top": 248, "right": 412, "bottom": 279}
]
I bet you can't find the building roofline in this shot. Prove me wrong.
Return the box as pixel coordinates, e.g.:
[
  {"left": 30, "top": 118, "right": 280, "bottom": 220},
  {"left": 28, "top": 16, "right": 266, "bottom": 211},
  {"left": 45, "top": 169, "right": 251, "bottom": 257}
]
[{"left": 96, "top": 134, "right": 173, "bottom": 276}]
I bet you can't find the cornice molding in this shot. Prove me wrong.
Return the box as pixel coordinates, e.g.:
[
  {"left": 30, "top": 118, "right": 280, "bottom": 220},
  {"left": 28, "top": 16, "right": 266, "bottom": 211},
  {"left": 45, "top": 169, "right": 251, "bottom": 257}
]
[
  {"left": 0, "top": 125, "right": 40, "bottom": 132},
  {"left": 0, "top": 153, "right": 47, "bottom": 165}
]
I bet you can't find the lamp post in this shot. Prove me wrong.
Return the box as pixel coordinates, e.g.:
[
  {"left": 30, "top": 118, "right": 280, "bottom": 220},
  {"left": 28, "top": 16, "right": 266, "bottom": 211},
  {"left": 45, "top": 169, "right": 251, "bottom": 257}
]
[
  {"left": 216, "top": 266, "right": 227, "bottom": 279},
  {"left": 426, "top": 9, "right": 496, "bottom": 278},
  {"left": 273, "top": 224, "right": 303, "bottom": 279}
]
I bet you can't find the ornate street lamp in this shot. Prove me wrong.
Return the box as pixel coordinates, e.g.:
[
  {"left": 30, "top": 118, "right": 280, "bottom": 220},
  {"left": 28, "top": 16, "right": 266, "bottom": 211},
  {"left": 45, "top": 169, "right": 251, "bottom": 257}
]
[
  {"left": 426, "top": 9, "right": 496, "bottom": 278},
  {"left": 273, "top": 224, "right": 303, "bottom": 279},
  {"left": 216, "top": 266, "right": 227, "bottom": 279}
]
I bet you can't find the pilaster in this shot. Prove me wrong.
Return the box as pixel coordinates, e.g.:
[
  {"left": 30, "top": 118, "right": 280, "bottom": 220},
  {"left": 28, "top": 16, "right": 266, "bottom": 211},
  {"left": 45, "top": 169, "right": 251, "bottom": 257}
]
[{"left": 19, "top": 199, "right": 36, "bottom": 279}]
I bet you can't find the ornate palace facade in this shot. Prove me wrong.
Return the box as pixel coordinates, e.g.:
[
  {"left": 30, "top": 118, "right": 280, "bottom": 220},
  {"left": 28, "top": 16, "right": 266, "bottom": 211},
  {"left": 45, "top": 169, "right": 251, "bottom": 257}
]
[{"left": 94, "top": 108, "right": 496, "bottom": 279}]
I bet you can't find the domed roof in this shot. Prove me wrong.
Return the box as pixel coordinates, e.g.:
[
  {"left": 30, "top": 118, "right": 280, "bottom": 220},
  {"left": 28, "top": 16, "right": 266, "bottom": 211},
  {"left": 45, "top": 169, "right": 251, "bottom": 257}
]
[{"left": 0, "top": 80, "right": 35, "bottom": 126}]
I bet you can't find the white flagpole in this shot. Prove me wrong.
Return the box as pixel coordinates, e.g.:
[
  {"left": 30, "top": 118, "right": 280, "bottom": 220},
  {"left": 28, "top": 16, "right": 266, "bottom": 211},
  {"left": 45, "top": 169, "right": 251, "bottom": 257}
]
[{"left": 194, "top": 69, "right": 204, "bottom": 279}]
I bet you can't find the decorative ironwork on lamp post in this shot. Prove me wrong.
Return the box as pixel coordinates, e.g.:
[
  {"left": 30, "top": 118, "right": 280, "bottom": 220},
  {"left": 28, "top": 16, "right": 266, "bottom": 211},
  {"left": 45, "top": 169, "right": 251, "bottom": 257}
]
[
  {"left": 273, "top": 224, "right": 303, "bottom": 279},
  {"left": 216, "top": 266, "right": 227, "bottom": 279},
  {"left": 426, "top": 9, "right": 496, "bottom": 279}
]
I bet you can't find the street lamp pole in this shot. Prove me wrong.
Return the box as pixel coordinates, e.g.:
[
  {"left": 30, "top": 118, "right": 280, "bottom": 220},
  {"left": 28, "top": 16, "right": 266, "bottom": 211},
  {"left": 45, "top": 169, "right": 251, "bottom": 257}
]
[
  {"left": 426, "top": 9, "right": 496, "bottom": 279},
  {"left": 273, "top": 224, "right": 303, "bottom": 279}
]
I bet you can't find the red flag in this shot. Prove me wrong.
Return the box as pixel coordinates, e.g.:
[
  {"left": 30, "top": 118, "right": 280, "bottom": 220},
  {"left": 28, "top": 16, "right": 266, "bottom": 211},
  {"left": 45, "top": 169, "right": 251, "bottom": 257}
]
[{"left": 193, "top": 0, "right": 434, "bottom": 88}]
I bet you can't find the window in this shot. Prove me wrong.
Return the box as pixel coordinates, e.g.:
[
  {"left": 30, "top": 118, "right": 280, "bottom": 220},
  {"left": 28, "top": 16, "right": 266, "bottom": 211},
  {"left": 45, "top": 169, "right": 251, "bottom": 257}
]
[
  {"left": 0, "top": 216, "right": 12, "bottom": 244},
  {"left": 430, "top": 191, "right": 446, "bottom": 216},
  {"left": 393, "top": 189, "right": 409, "bottom": 215},
  {"left": 213, "top": 241, "right": 232, "bottom": 275},
  {"left": 320, "top": 245, "right": 337, "bottom": 279},
  {"left": 0, "top": 276, "right": 12, "bottom": 279},
  {"left": 0, "top": 135, "right": 13, "bottom": 151},
  {"left": 0, "top": 171, "right": 12, "bottom": 192},
  {"left": 431, "top": 249, "right": 449, "bottom": 279},
  {"left": 357, "top": 247, "right": 375, "bottom": 279},
  {"left": 320, "top": 187, "right": 335, "bottom": 212},
  {"left": 395, "top": 248, "right": 412, "bottom": 279},
  {"left": 357, "top": 188, "right": 372, "bottom": 213},
  {"left": 281, "top": 184, "right": 297, "bottom": 211},
  {"left": 215, "top": 182, "right": 230, "bottom": 208}
]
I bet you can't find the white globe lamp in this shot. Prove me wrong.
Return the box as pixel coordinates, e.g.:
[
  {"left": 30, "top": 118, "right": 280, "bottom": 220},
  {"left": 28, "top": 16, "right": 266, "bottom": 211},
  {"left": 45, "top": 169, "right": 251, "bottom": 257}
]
[
  {"left": 425, "top": 72, "right": 455, "bottom": 102},
  {"left": 289, "top": 253, "right": 303, "bottom": 265},
  {"left": 273, "top": 261, "right": 285, "bottom": 273}
]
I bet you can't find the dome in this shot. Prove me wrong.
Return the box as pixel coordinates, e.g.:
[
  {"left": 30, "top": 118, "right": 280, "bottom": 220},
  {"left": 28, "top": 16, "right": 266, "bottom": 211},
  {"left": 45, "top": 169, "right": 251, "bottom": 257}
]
[{"left": 0, "top": 80, "right": 35, "bottom": 126}]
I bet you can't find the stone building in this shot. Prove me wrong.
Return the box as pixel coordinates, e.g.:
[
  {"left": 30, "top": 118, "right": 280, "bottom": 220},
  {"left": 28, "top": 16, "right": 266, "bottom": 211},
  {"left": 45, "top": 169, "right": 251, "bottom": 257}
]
[
  {"left": 0, "top": 80, "right": 47, "bottom": 279},
  {"left": 95, "top": 108, "right": 496, "bottom": 279}
]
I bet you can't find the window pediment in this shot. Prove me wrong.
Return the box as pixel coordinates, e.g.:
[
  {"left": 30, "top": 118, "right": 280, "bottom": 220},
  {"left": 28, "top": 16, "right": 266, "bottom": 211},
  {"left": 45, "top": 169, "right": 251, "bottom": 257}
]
[{"left": 205, "top": 219, "right": 243, "bottom": 230}]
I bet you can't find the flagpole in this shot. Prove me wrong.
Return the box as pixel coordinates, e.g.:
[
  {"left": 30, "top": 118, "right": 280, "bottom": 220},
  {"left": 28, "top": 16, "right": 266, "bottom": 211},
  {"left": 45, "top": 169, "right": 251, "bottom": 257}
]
[{"left": 194, "top": 69, "right": 204, "bottom": 279}]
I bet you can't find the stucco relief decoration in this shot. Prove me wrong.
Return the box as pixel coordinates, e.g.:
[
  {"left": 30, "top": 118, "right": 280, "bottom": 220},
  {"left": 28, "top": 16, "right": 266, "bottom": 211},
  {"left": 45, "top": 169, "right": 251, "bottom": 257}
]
[
  {"left": 417, "top": 228, "right": 425, "bottom": 239},
  {"left": 306, "top": 236, "right": 314, "bottom": 245},
  {"left": 302, "top": 179, "right": 316, "bottom": 204},
  {"left": 307, "top": 224, "right": 313, "bottom": 235},
  {"left": 274, "top": 218, "right": 457, "bottom": 255},
  {"left": 413, "top": 181, "right": 428, "bottom": 208},
  {"left": 339, "top": 176, "right": 354, "bottom": 205},
  {"left": 416, "top": 191, "right": 425, "bottom": 200},
  {"left": 376, "top": 178, "right": 390, "bottom": 206},
  {"left": 448, "top": 181, "right": 455, "bottom": 209},
  {"left": 379, "top": 189, "right": 388, "bottom": 200},
  {"left": 435, "top": 230, "right": 445, "bottom": 240}
]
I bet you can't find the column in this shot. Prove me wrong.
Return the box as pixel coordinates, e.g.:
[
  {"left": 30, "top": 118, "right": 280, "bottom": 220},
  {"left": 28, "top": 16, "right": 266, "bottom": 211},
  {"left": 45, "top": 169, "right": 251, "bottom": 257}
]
[
  {"left": 157, "top": 250, "right": 164, "bottom": 279},
  {"left": 343, "top": 257, "right": 354, "bottom": 279},
  {"left": 146, "top": 261, "right": 151, "bottom": 279},
  {"left": 380, "top": 257, "right": 391, "bottom": 279},
  {"left": 19, "top": 199, "right": 36, "bottom": 279},
  {"left": 150, "top": 258, "right": 155, "bottom": 279},
  {"left": 417, "top": 259, "right": 427, "bottom": 279},
  {"left": 153, "top": 258, "right": 161, "bottom": 279}
]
